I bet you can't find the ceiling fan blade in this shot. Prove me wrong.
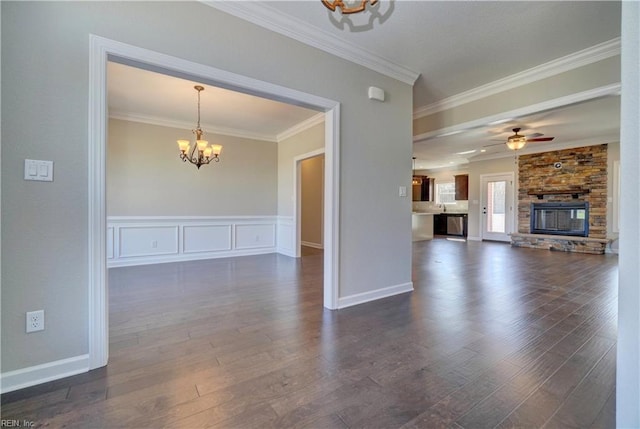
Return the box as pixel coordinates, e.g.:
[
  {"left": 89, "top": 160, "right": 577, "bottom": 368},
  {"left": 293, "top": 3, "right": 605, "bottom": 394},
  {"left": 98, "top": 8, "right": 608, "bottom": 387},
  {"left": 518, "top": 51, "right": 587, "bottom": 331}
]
[
  {"left": 526, "top": 132, "right": 544, "bottom": 138},
  {"left": 526, "top": 137, "right": 555, "bottom": 142},
  {"left": 483, "top": 142, "right": 506, "bottom": 147}
]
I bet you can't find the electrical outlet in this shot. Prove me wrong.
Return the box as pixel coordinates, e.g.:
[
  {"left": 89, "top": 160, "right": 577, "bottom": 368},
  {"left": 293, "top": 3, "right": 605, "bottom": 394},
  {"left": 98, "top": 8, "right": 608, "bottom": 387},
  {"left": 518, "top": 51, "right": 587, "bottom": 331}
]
[{"left": 26, "top": 310, "right": 45, "bottom": 333}]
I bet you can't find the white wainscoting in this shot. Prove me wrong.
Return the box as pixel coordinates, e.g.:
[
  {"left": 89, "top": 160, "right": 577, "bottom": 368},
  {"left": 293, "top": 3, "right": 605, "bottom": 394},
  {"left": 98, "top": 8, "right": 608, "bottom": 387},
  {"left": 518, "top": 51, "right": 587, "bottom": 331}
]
[
  {"left": 107, "top": 216, "right": 281, "bottom": 267},
  {"left": 277, "top": 216, "right": 295, "bottom": 257}
]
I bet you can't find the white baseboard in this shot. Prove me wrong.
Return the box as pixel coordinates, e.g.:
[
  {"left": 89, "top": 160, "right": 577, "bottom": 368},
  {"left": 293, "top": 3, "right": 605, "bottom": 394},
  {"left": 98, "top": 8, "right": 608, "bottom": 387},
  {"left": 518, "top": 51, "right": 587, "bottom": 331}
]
[
  {"left": 277, "top": 248, "right": 296, "bottom": 258},
  {"left": 1, "top": 354, "right": 89, "bottom": 394},
  {"left": 467, "top": 236, "right": 482, "bottom": 241},
  {"left": 338, "top": 282, "right": 414, "bottom": 309},
  {"left": 301, "top": 241, "right": 323, "bottom": 249}
]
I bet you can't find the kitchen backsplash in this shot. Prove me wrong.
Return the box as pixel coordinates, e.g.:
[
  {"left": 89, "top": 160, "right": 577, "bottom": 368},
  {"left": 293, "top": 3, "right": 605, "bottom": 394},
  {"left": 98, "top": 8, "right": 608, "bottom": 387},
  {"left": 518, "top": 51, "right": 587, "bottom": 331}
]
[{"left": 413, "top": 200, "right": 469, "bottom": 213}]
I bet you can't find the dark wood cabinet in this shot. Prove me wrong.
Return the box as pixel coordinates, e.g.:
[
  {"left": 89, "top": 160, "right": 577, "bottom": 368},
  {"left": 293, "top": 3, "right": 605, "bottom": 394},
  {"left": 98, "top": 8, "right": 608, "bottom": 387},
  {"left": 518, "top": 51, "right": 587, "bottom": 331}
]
[
  {"left": 433, "top": 214, "right": 448, "bottom": 235},
  {"left": 412, "top": 176, "right": 433, "bottom": 201},
  {"left": 455, "top": 174, "right": 469, "bottom": 200}
]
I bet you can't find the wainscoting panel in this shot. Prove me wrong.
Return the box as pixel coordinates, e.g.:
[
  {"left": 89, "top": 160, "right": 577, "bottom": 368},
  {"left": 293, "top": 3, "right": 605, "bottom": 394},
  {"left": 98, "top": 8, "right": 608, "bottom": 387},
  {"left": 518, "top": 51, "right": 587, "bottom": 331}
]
[
  {"left": 277, "top": 216, "right": 295, "bottom": 257},
  {"left": 183, "top": 225, "right": 232, "bottom": 254},
  {"left": 235, "top": 223, "right": 276, "bottom": 250},
  {"left": 108, "top": 216, "right": 280, "bottom": 267},
  {"left": 119, "top": 226, "right": 179, "bottom": 258}
]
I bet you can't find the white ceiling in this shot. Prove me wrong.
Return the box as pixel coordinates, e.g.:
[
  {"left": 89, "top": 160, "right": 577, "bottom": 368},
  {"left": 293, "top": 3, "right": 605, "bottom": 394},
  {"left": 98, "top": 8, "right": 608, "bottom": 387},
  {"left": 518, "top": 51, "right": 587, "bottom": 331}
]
[
  {"left": 107, "top": 61, "right": 320, "bottom": 142},
  {"left": 108, "top": 1, "right": 622, "bottom": 168}
]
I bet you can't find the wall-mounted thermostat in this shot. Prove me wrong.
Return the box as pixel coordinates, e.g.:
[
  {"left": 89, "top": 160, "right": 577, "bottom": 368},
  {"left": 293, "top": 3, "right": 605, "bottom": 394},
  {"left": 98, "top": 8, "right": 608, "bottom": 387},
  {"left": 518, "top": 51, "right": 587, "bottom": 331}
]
[{"left": 553, "top": 162, "right": 563, "bottom": 169}]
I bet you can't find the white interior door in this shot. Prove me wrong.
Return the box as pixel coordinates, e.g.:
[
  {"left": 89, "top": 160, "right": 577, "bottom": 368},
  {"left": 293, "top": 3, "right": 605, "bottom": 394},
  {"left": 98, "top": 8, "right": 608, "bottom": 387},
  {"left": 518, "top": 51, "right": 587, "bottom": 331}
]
[{"left": 480, "top": 173, "right": 515, "bottom": 242}]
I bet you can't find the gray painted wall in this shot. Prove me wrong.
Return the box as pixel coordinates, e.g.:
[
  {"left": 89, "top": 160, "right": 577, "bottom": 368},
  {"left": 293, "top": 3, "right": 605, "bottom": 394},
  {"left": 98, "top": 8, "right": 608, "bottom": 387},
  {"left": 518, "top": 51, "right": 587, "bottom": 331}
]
[
  {"left": 107, "top": 119, "right": 277, "bottom": 216},
  {"left": 1, "top": 2, "right": 413, "bottom": 371}
]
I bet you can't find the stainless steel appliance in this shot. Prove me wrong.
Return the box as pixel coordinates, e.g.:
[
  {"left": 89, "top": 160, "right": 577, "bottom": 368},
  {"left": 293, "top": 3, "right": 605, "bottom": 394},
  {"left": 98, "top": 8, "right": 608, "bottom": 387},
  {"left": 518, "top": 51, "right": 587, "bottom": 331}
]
[{"left": 446, "top": 215, "right": 464, "bottom": 236}]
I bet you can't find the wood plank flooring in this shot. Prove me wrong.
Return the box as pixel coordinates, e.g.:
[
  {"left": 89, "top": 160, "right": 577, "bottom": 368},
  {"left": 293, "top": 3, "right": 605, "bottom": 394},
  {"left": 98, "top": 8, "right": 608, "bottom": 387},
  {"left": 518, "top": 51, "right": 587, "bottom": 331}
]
[{"left": 1, "top": 240, "right": 618, "bottom": 428}]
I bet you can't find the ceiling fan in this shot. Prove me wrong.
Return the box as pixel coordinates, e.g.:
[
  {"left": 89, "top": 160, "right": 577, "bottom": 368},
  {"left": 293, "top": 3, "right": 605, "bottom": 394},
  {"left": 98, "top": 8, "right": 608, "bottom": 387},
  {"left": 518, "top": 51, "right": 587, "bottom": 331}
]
[{"left": 485, "top": 127, "right": 555, "bottom": 150}]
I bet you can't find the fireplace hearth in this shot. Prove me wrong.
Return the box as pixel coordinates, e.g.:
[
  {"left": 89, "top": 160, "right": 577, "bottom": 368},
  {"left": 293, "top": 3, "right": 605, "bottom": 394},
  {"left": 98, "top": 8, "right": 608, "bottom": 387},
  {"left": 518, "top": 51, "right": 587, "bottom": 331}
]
[{"left": 530, "top": 202, "right": 589, "bottom": 237}]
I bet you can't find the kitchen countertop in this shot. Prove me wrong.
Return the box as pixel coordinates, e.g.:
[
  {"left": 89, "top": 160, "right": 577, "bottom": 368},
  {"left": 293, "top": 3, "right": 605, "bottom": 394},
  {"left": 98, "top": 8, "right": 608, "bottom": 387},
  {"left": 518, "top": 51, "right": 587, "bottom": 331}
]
[{"left": 413, "top": 212, "right": 468, "bottom": 215}]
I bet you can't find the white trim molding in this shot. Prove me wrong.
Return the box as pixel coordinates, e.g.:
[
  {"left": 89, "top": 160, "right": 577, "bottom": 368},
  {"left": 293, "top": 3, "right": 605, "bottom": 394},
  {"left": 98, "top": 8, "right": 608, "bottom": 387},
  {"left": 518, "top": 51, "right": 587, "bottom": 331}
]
[
  {"left": 203, "top": 1, "right": 419, "bottom": 86},
  {"left": 414, "top": 38, "right": 621, "bottom": 119},
  {"left": 0, "top": 355, "right": 89, "bottom": 394},
  {"left": 278, "top": 112, "right": 325, "bottom": 142},
  {"left": 338, "top": 282, "right": 413, "bottom": 309},
  {"left": 612, "top": 160, "right": 620, "bottom": 234},
  {"left": 324, "top": 109, "right": 340, "bottom": 310}
]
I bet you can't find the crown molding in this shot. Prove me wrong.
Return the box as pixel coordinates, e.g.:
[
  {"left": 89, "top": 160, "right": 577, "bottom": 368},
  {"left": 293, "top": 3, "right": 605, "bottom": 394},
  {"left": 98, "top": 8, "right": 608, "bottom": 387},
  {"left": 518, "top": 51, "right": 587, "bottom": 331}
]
[
  {"left": 414, "top": 38, "right": 621, "bottom": 119},
  {"left": 413, "top": 83, "right": 621, "bottom": 144},
  {"left": 202, "top": 1, "right": 419, "bottom": 85},
  {"left": 109, "top": 111, "right": 278, "bottom": 142},
  {"left": 277, "top": 112, "right": 325, "bottom": 141}
]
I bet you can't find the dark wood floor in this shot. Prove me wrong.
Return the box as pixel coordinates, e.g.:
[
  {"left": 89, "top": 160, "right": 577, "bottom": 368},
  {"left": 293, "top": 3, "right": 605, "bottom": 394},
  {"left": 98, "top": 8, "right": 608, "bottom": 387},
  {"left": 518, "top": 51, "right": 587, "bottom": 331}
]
[{"left": 1, "top": 240, "right": 618, "bottom": 428}]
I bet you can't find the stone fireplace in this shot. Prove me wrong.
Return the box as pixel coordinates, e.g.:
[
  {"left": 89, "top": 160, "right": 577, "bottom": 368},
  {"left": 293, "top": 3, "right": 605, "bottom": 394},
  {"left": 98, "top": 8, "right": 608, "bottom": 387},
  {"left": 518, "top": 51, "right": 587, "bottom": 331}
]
[{"left": 510, "top": 144, "right": 609, "bottom": 254}]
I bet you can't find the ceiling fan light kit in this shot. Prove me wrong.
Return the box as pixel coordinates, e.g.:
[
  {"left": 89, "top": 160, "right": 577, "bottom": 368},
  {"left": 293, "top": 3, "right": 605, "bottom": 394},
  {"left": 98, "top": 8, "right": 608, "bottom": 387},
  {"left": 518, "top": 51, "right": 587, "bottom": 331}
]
[
  {"left": 506, "top": 128, "right": 527, "bottom": 150},
  {"left": 504, "top": 127, "right": 555, "bottom": 151},
  {"left": 177, "top": 85, "right": 222, "bottom": 170}
]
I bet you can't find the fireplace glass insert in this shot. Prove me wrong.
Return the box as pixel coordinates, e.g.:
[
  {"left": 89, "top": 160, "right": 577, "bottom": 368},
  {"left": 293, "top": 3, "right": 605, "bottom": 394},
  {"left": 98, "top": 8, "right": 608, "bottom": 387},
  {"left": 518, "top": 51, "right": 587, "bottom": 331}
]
[{"left": 530, "top": 202, "right": 589, "bottom": 237}]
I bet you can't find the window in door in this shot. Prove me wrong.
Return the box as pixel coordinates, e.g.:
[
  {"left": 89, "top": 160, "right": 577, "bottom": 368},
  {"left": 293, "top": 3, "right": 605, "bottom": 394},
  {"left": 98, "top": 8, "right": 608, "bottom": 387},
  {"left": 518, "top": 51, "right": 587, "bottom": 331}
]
[{"left": 486, "top": 180, "right": 506, "bottom": 233}]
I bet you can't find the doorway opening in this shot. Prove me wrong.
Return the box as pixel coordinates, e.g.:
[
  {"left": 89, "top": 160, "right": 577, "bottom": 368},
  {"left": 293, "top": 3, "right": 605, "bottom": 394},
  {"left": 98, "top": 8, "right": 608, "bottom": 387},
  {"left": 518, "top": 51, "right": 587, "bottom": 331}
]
[
  {"left": 89, "top": 35, "right": 340, "bottom": 370},
  {"left": 294, "top": 150, "right": 325, "bottom": 258}
]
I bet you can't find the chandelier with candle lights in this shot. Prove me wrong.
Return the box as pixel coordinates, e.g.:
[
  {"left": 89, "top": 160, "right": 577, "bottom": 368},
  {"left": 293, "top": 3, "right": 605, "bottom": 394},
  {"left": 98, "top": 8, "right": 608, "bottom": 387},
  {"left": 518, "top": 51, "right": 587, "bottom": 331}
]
[{"left": 177, "top": 85, "right": 222, "bottom": 170}]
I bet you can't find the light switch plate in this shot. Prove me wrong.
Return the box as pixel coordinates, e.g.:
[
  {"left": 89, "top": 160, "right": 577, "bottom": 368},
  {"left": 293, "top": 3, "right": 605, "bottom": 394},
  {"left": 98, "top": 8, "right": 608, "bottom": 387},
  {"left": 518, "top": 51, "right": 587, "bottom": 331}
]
[
  {"left": 399, "top": 186, "right": 407, "bottom": 197},
  {"left": 24, "top": 159, "right": 54, "bottom": 182}
]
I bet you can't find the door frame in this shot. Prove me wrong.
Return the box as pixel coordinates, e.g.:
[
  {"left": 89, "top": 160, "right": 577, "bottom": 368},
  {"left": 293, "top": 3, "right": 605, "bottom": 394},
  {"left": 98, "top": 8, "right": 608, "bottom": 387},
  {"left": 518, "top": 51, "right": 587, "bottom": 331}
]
[
  {"left": 479, "top": 172, "right": 515, "bottom": 242},
  {"left": 294, "top": 149, "right": 325, "bottom": 258},
  {"left": 87, "top": 35, "right": 341, "bottom": 370}
]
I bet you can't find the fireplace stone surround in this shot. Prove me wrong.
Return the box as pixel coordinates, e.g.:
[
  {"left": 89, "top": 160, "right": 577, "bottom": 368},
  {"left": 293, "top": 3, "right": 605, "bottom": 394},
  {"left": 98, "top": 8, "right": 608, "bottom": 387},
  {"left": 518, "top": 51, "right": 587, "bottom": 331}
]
[{"left": 511, "top": 144, "right": 609, "bottom": 254}]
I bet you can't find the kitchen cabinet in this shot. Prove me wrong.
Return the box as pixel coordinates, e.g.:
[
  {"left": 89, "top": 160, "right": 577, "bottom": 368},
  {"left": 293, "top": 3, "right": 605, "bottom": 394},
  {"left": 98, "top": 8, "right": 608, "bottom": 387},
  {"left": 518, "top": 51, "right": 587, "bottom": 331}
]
[
  {"left": 412, "top": 176, "right": 433, "bottom": 201},
  {"left": 455, "top": 174, "right": 469, "bottom": 200},
  {"left": 433, "top": 214, "right": 448, "bottom": 235}
]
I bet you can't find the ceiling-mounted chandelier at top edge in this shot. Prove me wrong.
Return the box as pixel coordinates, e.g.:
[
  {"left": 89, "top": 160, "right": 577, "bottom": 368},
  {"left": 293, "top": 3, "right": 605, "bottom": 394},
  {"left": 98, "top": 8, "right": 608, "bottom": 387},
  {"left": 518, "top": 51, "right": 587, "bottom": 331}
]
[{"left": 321, "top": 0, "right": 378, "bottom": 15}]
